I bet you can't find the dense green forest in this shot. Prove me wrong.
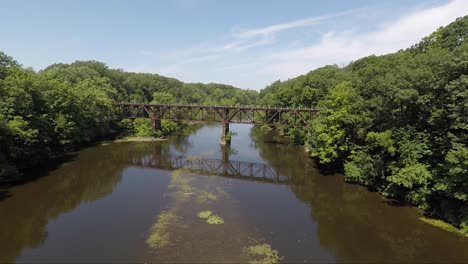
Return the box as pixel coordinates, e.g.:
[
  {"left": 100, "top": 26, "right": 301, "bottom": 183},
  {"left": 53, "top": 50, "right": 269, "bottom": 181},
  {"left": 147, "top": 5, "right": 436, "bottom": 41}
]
[
  {"left": 0, "top": 57, "right": 258, "bottom": 183},
  {"left": 257, "top": 16, "right": 468, "bottom": 234}
]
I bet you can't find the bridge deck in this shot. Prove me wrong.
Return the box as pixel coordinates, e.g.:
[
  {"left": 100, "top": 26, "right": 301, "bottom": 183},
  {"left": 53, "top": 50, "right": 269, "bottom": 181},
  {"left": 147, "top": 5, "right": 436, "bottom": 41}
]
[
  {"left": 118, "top": 103, "right": 318, "bottom": 128},
  {"left": 118, "top": 103, "right": 318, "bottom": 112}
]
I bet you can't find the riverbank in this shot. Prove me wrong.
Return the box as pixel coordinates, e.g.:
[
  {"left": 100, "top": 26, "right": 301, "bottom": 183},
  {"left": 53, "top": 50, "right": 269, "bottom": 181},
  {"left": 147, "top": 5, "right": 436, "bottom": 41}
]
[
  {"left": 0, "top": 120, "right": 187, "bottom": 186},
  {"left": 269, "top": 126, "right": 468, "bottom": 237},
  {"left": 419, "top": 217, "right": 465, "bottom": 236}
]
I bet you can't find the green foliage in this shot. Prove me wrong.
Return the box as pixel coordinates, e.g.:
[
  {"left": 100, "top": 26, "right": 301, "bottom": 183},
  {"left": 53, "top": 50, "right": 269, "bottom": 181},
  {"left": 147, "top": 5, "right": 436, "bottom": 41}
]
[
  {"left": 256, "top": 16, "right": 468, "bottom": 229},
  {"left": 151, "top": 91, "right": 176, "bottom": 104},
  {"left": 386, "top": 163, "right": 432, "bottom": 207},
  {"left": 133, "top": 118, "right": 158, "bottom": 138},
  {"left": 365, "top": 130, "right": 396, "bottom": 156},
  {"left": 118, "top": 118, "right": 134, "bottom": 134},
  {"left": 307, "top": 81, "right": 364, "bottom": 164},
  {"left": 0, "top": 164, "right": 21, "bottom": 183},
  {"left": 288, "top": 128, "right": 306, "bottom": 145},
  {"left": 0, "top": 50, "right": 256, "bottom": 184},
  {"left": 161, "top": 120, "right": 180, "bottom": 136},
  {"left": 436, "top": 143, "right": 468, "bottom": 202},
  {"left": 225, "top": 131, "right": 232, "bottom": 142},
  {"left": 461, "top": 217, "right": 468, "bottom": 235},
  {"left": 260, "top": 125, "right": 272, "bottom": 131}
]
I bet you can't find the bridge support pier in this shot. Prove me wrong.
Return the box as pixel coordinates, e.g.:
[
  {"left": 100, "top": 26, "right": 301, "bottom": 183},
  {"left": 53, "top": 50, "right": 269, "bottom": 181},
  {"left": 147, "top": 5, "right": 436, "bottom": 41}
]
[
  {"left": 220, "top": 122, "right": 231, "bottom": 145},
  {"left": 152, "top": 118, "right": 161, "bottom": 131}
]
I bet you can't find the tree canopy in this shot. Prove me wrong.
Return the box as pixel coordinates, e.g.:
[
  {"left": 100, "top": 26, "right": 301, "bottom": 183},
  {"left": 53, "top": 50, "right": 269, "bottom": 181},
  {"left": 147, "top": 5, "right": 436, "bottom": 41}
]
[
  {"left": 256, "top": 15, "right": 468, "bottom": 234},
  {"left": 0, "top": 55, "right": 258, "bottom": 183}
]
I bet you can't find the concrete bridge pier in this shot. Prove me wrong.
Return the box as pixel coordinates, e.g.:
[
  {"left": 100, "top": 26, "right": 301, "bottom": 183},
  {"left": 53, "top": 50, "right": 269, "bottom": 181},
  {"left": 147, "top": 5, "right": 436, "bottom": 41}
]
[{"left": 220, "top": 122, "right": 231, "bottom": 145}]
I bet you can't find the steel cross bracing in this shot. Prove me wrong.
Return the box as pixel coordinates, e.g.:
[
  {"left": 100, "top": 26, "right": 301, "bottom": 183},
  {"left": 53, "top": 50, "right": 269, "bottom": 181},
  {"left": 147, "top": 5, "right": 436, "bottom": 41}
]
[{"left": 118, "top": 103, "right": 318, "bottom": 128}]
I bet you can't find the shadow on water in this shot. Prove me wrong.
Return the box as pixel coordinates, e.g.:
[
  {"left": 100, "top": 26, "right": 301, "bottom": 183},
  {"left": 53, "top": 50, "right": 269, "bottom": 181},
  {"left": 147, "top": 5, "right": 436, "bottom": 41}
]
[
  {"left": 0, "top": 146, "right": 127, "bottom": 262},
  {"left": 0, "top": 153, "right": 78, "bottom": 202},
  {"left": 0, "top": 123, "right": 208, "bottom": 263},
  {"left": 0, "top": 189, "right": 10, "bottom": 202}
]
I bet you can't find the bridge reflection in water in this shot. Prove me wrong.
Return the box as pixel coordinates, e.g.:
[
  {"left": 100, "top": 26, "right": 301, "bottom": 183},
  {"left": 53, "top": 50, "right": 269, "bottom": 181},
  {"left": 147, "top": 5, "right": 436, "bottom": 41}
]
[{"left": 130, "top": 154, "right": 289, "bottom": 184}]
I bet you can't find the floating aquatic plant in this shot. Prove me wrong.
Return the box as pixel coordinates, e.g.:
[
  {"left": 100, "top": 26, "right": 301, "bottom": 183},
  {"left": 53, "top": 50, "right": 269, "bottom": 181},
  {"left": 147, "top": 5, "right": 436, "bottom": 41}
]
[
  {"left": 168, "top": 169, "right": 195, "bottom": 201},
  {"left": 196, "top": 191, "right": 217, "bottom": 204},
  {"left": 215, "top": 187, "right": 229, "bottom": 197},
  {"left": 243, "top": 243, "right": 282, "bottom": 264},
  {"left": 146, "top": 212, "right": 178, "bottom": 249},
  {"left": 206, "top": 215, "right": 224, "bottom": 225},
  {"left": 197, "top": 211, "right": 224, "bottom": 224},
  {"left": 146, "top": 231, "right": 170, "bottom": 249},
  {"left": 197, "top": 210, "right": 213, "bottom": 219}
]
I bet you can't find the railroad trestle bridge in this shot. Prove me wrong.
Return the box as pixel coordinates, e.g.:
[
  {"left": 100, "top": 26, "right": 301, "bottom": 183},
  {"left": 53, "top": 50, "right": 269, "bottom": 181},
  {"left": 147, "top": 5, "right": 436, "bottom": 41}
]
[{"left": 118, "top": 103, "right": 318, "bottom": 145}]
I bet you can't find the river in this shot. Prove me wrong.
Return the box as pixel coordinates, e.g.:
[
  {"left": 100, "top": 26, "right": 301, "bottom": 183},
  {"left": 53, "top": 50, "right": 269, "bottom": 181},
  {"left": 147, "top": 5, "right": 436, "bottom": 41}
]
[{"left": 1, "top": 123, "right": 467, "bottom": 263}]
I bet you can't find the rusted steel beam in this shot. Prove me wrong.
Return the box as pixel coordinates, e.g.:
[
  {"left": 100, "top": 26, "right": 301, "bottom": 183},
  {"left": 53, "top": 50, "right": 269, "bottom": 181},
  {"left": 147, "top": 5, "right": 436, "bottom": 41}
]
[{"left": 117, "top": 103, "right": 317, "bottom": 128}]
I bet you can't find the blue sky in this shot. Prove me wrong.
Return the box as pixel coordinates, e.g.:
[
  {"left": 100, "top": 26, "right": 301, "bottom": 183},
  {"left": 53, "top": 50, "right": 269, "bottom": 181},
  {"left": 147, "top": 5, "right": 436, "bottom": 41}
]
[{"left": 1, "top": 0, "right": 467, "bottom": 90}]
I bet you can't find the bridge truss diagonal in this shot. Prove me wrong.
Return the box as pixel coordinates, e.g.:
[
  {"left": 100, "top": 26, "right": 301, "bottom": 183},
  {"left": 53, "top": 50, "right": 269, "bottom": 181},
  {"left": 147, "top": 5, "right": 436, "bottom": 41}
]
[{"left": 118, "top": 103, "right": 318, "bottom": 128}]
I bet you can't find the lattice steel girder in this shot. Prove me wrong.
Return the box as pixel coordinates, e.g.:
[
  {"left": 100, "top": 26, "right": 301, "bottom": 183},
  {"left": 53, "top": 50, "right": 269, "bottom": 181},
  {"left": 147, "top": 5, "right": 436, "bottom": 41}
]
[{"left": 118, "top": 103, "right": 318, "bottom": 127}]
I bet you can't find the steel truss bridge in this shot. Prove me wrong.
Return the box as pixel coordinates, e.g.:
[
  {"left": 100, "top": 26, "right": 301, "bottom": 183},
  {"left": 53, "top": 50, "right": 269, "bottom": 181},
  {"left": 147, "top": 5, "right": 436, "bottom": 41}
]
[{"left": 118, "top": 103, "right": 318, "bottom": 145}]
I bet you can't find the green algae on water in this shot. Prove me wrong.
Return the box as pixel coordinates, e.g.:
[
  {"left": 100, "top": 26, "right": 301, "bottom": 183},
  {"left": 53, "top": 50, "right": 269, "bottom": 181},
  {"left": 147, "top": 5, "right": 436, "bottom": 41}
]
[
  {"left": 419, "top": 217, "right": 461, "bottom": 234},
  {"left": 215, "top": 186, "right": 229, "bottom": 197},
  {"left": 197, "top": 211, "right": 224, "bottom": 224},
  {"left": 146, "top": 212, "right": 178, "bottom": 249},
  {"left": 197, "top": 210, "right": 213, "bottom": 219},
  {"left": 243, "top": 243, "right": 282, "bottom": 264},
  {"left": 206, "top": 215, "right": 224, "bottom": 225},
  {"left": 146, "top": 231, "right": 171, "bottom": 249},
  {"left": 196, "top": 191, "right": 217, "bottom": 204},
  {"left": 168, "top": 169, "right": 194, "bottom": 199}
]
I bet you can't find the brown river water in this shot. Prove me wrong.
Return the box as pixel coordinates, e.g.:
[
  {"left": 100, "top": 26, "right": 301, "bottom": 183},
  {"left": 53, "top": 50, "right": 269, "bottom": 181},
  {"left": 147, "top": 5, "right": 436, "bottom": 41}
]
[{"left": 1, "top": 123, "right": 467, "bottom": 263}]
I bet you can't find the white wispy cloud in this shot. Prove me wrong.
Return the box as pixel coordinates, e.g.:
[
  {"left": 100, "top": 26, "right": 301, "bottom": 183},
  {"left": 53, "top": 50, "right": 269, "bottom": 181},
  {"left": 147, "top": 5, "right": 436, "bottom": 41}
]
[
  {"left": 130, "top": 0, "right": 467, "bottom": 90},
  {"left": 140, "top": 8, "right": 361, "bottom": 61},
  {"left": 231, "top": 8, "right": 363, "bottom": 39},
  {"left": 265, "top": 0, "right": 468, "bottom": 80}
]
